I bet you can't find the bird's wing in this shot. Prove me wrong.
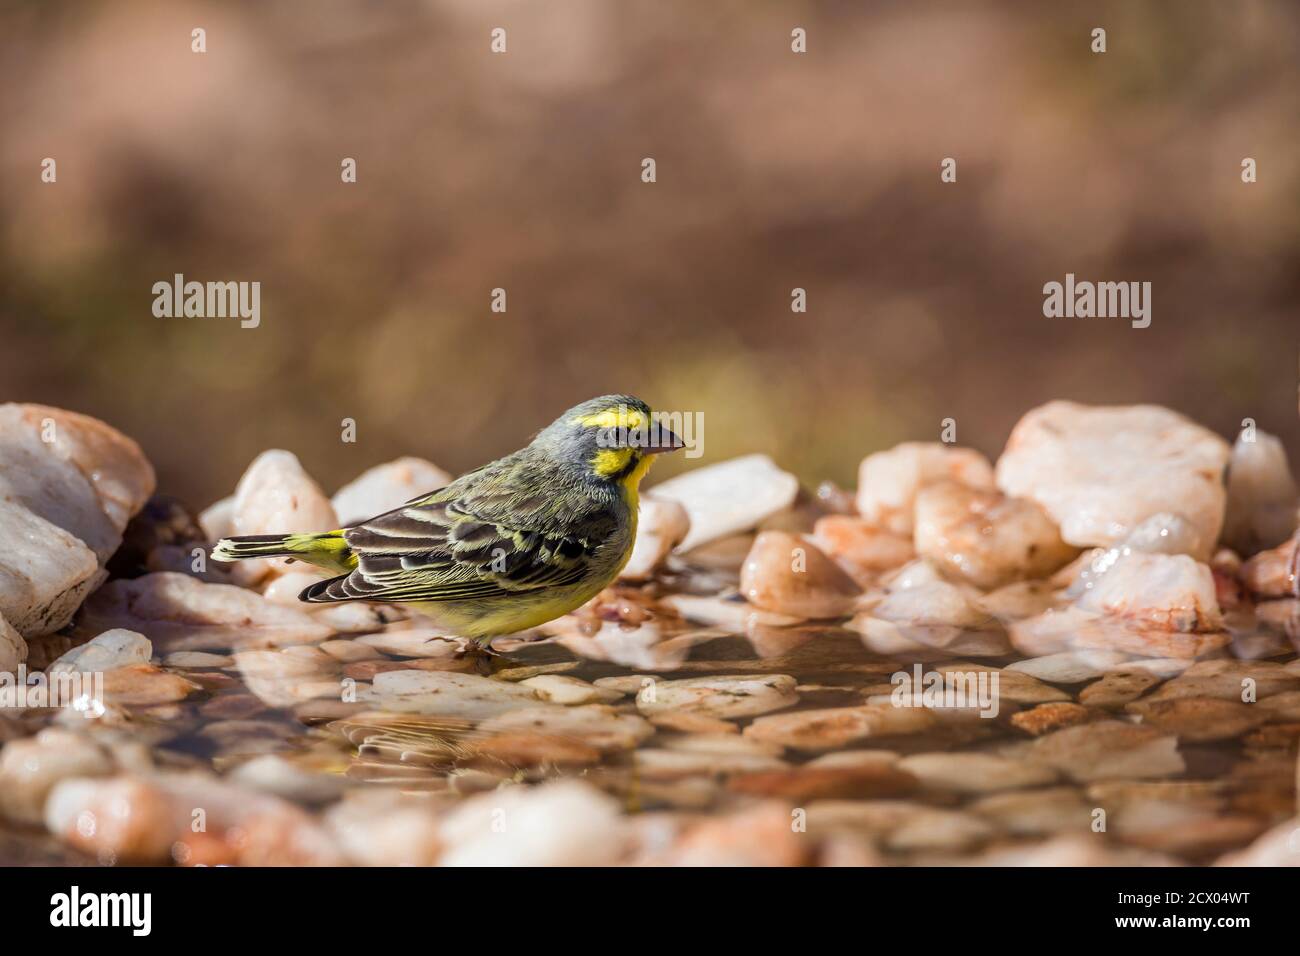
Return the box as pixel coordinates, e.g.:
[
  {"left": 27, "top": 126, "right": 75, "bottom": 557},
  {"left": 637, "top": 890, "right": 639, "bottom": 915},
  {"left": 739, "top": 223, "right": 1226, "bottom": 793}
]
[{"left": 305, "top": 468, "right": 616, "bottom": 604}]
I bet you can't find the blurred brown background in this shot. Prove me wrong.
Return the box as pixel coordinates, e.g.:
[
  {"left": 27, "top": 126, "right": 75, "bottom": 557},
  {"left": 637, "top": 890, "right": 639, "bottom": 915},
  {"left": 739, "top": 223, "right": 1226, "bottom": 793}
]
[{"left": 2, "top": 0, "right": 1297, "bottom": 511}]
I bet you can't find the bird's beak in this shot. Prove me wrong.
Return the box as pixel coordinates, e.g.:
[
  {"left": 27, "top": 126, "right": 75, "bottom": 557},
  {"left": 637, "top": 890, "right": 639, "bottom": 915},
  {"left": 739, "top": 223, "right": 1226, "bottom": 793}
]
[{"left": 641, "top": 427, "right": 687, "bottom": 454}]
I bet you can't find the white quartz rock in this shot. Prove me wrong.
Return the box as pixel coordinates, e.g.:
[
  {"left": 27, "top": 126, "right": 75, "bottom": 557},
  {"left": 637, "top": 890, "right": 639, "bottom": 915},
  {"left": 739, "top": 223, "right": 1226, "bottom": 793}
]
[
  {"left": 0, "top": 500, "right": 101, "bottom": 639},
  {"left": 1064, "top": 512, "right": 1206, "bottom": 606},
  {"left": 868, "top": 560, "right": 990, "bottom": 630},
  {"left": 620, "top": 495, "right": 690, "bottom": 581},
  {"left": 235, "top": 647, "right": 341, "bottom": 707},
  {"left": 1222, "top": 429, "right": 1298, "bottom": 554},
  {"left": 0, "top": 404, "right": 143, "bottom": 560},
  {"left": 438, "top": 781, "right": 629, "bottom": 866},
  {"left": 13, "top": 405, "right": 154, "bottom": 534},
  {"left": 77, "top": 572, "right": 333, "bottom": 650},
  {"left": 851, "top": 560, "right": 1008, "bottom": 656},
  {"left": 0, "top": 611, "right": 25, "bottom": 673},
  {"left": 225, "top": 450, "right": 338, "bottom": 583},
  {"left": 0, "top": 404, "right": 154, "bottom": 639},
  {"left": 856, "top": 442, "right": 995, "bottom": 536},
  {"left": 649, "top": 454, "right": 799, "bottom": 553},
  {"left": 1074, "top": 552, "right": 1222, "bottom": 632},
  {"left": 48, "top": 629, "right": 153, "bottom": 674},
  {"left": 996, "top": 401, "right": 1229, "bottom": 559},
  {"left": 198, "top": 495, "right": 234, "bottom": 541},
  {"left": 331, "top": 457, "right": 452, "bottom": 526}
]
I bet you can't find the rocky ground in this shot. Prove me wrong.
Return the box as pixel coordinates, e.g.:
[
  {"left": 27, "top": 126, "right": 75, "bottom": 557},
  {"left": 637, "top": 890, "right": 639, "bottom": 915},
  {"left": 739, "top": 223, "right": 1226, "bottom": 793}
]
[{"left": 1, "top": 400, "right": 1299, "bottom": 866}]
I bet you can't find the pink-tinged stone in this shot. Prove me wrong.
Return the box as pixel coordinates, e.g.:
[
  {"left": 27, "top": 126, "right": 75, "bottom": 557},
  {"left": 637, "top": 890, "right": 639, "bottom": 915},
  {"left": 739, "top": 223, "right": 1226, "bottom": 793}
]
[
  {"left": 44, "top": 773, "right": 345, "bottom": 865},
  {"left": 811, "top": 515, "right": 915, "bottom": 585},
  {"left": 740, "top": 531, "right": 860, "bottom": 618},
  {"left": 913, "top": 481, "right": 1077, "bottom": 588},
  {"left": 856, "top": 442, "right": 995, "bottom": 536}
]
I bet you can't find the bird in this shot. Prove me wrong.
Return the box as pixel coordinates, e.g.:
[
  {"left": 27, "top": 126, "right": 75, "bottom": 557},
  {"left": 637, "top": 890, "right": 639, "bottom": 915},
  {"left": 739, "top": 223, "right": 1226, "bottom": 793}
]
[{"left": 211, "top": 395, "right": 685, "bottom": 649}]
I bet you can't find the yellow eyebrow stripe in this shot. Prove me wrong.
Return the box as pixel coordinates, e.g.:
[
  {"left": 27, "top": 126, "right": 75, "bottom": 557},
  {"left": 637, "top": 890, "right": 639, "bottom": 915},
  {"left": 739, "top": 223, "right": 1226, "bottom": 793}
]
[{"left": 573, "top": 408, "right": 648, "bottom": 430}]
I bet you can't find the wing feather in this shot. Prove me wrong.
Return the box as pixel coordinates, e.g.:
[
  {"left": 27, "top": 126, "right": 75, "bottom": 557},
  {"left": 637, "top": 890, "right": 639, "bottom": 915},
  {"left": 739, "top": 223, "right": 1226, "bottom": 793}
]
[{"left": 301, "top": 460, "right": 615, "bottom": 605}]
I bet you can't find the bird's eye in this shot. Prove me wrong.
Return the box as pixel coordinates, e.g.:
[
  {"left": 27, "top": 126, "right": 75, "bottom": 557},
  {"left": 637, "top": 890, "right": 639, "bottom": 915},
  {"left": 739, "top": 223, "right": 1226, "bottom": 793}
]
[{"left": 596, "top": 425, "right": 631, "bottom": 448}]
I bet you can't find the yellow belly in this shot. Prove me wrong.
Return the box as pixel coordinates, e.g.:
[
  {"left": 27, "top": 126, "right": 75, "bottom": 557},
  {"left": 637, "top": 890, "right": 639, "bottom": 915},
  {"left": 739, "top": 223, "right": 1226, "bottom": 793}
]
[{"left": 409, "top": 575, "right": 612, "bottom": 639}]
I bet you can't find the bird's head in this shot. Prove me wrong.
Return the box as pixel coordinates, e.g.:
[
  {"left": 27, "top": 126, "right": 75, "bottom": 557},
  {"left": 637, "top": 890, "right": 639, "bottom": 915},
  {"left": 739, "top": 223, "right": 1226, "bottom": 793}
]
[{"left": 534, "top": 394, "right": 686, "bottom": 488}]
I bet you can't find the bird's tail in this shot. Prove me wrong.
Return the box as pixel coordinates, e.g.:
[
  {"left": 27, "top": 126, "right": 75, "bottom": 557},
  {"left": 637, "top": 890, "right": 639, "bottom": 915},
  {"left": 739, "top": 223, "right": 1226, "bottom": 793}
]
[{"left": 211, "top": 530, "right": 357, "bottom": 575}]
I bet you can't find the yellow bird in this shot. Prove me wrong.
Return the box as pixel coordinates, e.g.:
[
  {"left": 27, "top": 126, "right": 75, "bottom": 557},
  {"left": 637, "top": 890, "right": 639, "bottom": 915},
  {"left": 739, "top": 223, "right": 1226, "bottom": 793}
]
[{"left": 212, "top": 395, "right": 684, "bottom": 647}]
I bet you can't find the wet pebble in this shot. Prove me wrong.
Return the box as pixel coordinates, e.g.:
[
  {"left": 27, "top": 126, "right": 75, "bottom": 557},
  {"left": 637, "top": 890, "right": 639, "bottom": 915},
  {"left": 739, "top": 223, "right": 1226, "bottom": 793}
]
[
  {"left": 728, "top": 760, "right": 916, "bottom": 801},
  {"left": 318, "top": 638, "right": 383, "bottom": 662},
  {"left": 739, "top": 531, "right": 860, "bottom": 618},
  {"left": 1028, "top": 720, "right": 1185, "bottom": 782},
  {"left": 636, "top": 674, "right": 798, "bottom": 720},
  {"left": 230, "top": 754, "right": 349, "bottom": 805},
  {"left": 44, "top": 773, "right": 345, "bottom": 865},
  {"left": 912, "top": 481, "right": 1077, "bottom": 588},
  {"left": 163, "top": 651, "right": 232, "bottom": 669},
  {"left": 896, "top": 752, "right": 1058, "bottom": 793},
  {"left": 1241, "top": 534, "right": 1298, "bottom": 598},
  {"left": 635, "top": 748, "right": 790, "bottom": 779},
  {"left": 101, "top": 664, "right": 201, "bottom": 707},
  {"left": 324, "top": 790, "right": 445, "bottom": 866},
  {"left": 78, "top": 572, "right": 332, "bottom": 651},
  {"left": 654, "top": 803, "right": 809, "bottom": 866},
  {"left": 0, "top": 612, "right": 25, "bottom": 673},
  {"left": 1006, "top": 649, "right": 1133, "bottom": 684},
  {"left": 438, "top": 781, "right": 629, "bottom": 866},
  {"left": 355, "top": 626, "right": 465, "bottom": 659},
  {"left": 1010, "top": 702, "right": 1096, "bottom": 736},
  {"left": 235, "top": 647, "right": 341, "bottom": 707},
  {"left": 1221, "top": 429, "right": 1298, "bottom": 555},
  {"left": 1215, "top": 818, "right": 1300, "bottom": 866},
  {"left": 1145, "top": 659, "right": 1300, "bottom": 702},
  {"left": 743, "top": 703, "right": 937, "bottom": 752},
  {"left": 1078, "top": 670, "right": 1163, "bottom": 710},
  {"left": 518, "top": 674, "right": 622, "bottom": 705},
  {"left": 0, "top": 729, "right": 115, "bottom": 825},
  {"left": 969, "top": 787, "right": 1093, "bottom": 836},
  {"left": 1125, "top": 696, "right": 1269, "bottom": 742},
  {"left": 365, "top": 670, "right": 550, "bottom": 719},
  {"left": 477, "top": 704, "right": 654, "bottom": 752},
  {"left": 48, "top": 628, "right": 152, "bottom": 674}
]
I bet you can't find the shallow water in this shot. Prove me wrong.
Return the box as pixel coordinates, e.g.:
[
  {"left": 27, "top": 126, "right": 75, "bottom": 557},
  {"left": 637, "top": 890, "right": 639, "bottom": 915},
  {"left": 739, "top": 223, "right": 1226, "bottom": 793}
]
[{"left": 6, "top": 572, "right": 1296, "bottom": 866}]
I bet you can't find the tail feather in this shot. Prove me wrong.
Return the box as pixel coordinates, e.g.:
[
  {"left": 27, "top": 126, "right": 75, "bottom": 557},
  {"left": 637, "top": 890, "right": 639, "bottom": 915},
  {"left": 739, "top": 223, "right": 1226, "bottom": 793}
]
[{"left": 211, "top": 530, "right": 356, "bottom": 575}]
